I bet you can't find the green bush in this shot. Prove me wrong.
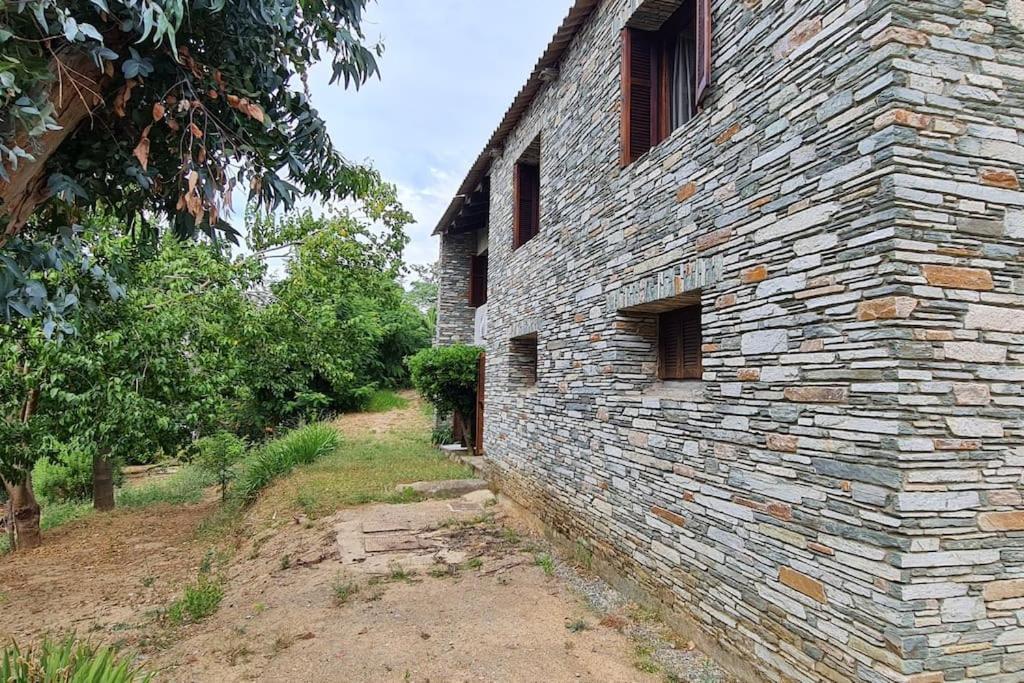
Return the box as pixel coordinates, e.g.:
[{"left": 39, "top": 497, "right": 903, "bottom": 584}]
[
  {"left": 194, "top": 432, "right": 247, "bottom": 501},
  {"left": 0, "top": 637, "right": 151, "bottom": 682},
  {"left": 407, "top": 344, "right": 482, "bottom": 421},
  {"left": 32, "top": 441, "right": 102, "bottom": 503},
  {"left": 233, "top": 424, "right": 340, "bottom": 502}
]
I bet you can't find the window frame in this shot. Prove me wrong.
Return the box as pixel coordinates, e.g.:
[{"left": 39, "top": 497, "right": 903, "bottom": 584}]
[
  {"left": 468, "top": 250, "right": 488, "bottom": 308},
  {"left": 620, "top": 0, "right": 712, "bottom": 166},
  {"left": 513, "top": 160, "right": 540, "bottom": 249},
  {"left": 657, "top": 305, "right": 703, "bottom": 381}
]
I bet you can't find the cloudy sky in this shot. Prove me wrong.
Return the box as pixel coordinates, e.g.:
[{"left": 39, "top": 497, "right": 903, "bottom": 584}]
[{"left": 304, "top": 0, "right": 574, "bottom": 268}]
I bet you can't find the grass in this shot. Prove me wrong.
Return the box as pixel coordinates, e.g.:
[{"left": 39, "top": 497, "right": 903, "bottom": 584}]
[
  {"left": 166, "top": 575, "right": 224, "bottom": 625},
  {"left": 332, "top": 577, "right": 359, "bottom": 606},
  {"left": 117, "top": 466, "right": 217, "bottom": 508},
  {"left": 257, "top": 422, "right": 472, "bottom": 518},
  {"left": 363, "top": 389, "right": 409, "bottom": 413},
  {"left": 535, "top": 552, "right": 555, "bottom": 576},
  {"left": 234, "top": 423, "right": 340, "bottom": 502}
]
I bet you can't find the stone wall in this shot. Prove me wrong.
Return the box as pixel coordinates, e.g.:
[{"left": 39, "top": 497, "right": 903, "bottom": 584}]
[
  {"left": 435, "top": 229, "right": 475, "bottom": 346},
  {"left": 437, "top": 0, "right": 1024, "bottom": 680}
]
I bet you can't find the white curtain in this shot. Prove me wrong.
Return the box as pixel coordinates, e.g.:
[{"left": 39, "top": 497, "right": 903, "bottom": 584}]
[{"left": 670, "top": 34, "right": 696, "bottom": 129}]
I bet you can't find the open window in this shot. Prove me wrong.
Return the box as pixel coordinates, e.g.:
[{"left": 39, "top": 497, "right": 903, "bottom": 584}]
[
  {"left": 658, "top": 304, "right": 702, "bottom": 380},
  {"left": 469, "top": 251, "right": 488, "bottom": 307},
  {"left": 509, "top": 333, "right": 538, "bottom": 387},
  {"left": 513, "top": 136, "right": 541, "bottom": 249},
  {"left": 621, "top": 0, "right": 712, "bottom": 165}
]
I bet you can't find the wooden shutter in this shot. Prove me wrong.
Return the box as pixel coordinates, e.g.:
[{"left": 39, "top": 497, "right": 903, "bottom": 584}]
[
  {"left": 659, "top": 306, "right": 702, "bottom": 380},
  {"left": 514, "top": 162, "right": 539, "bottom": 247},
  {"left": 469, "top": 252, "right": 487, "bottom": 307},
  {"left": 695, "top": 0, "right": 712, "bottom": 106},
  {"left": 621, "top": 28, "right": 655, "bottom": 166},
  {"left": 474, "top": 352, "right": 485, "bottom": 455}
]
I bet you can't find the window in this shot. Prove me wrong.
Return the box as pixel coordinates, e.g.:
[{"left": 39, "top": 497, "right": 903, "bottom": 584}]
[
  {"left": 469, "top": 251, "right": 488, "bottom": 307},
  {"left": 658, "top": 305, "right": 702, "bottom": 380},
  {"left": 621, "top": 0, "right": 712, "bottom": 165},
  {"left": 513, "top": 136, "right": 541, "bottom": 248},
  {"left": 509, "top": 333, "right": 538, "bottom": 387}
]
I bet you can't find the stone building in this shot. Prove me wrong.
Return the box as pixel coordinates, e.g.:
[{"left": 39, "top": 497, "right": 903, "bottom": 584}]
[{"left": 432, "top": 0, "right": 1024, "bottom": 680}]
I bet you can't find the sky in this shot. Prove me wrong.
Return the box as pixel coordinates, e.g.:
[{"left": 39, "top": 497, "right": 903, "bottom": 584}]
[{"left": 304, "top": 0, "right": 575, "bottom": 269}]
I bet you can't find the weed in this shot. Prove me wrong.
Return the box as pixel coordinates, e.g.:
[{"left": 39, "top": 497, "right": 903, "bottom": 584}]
[
  {"left": 429, "top": 564, "right": 458, "bottom": 579},
  {"left": 252, "top": 602, "right": 267, "bottom": 615},
  {"left": 166, "top": 576, "right": 224, "bottom": 625},
  {"left": 332, "top": 578, "right": 360, "bottom": 606},
  {"left": 464, "top": 557, "right": 483, "bottom": 570},
  {"left": 696, "top": 657, "right": 720, "bottom": 683},
  {"left": 633, "top": 645, "right": 660, "bottom": 674},
  {"left": 534, "top": 553, "right": 555, "bottom": 576},
  {"left": 502, "top": 528, "right": 521, "bottom": 544},
  {"left": 565, "top": 618, "right": 590, "bottom": 633},
  {"left": 279, "top": 554, "right": 291, "bottom": 570},
  {"left": 388, "top": 563, "right": 416, "bottom": 582},
  {"left": 295, "top": 490, "right": 318, "bottom": 517},
  {"left": 141, "top": 576, "right": 156, "bottom": 588},
  {"left": 573, "top": 540, "right": 594, "bottom": 570}
]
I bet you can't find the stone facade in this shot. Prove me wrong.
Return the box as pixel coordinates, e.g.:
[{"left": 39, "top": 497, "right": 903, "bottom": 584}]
[{"left": 433, "top": 1, "right": 1024, "bottom": 681}]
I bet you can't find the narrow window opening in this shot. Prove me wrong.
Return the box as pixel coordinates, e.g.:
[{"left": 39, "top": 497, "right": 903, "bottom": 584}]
[
  {"left": 513, "top": 136, "right": 541, "bottom": 248},
  {"left": 658, "top": 304, "right": 702, "bottom": 380},
  {"left": 469, "top": 250, "right": 488, "bottom": 307},
  {"left": 509, "top": 333, "right": 539, "bottom": 387}
]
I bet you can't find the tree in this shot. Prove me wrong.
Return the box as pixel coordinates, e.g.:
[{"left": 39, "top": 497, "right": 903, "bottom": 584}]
[
  {"left": 2, "top": 0, "right": 383, "bottom": 322},
  {"left": 240, "top": 183, "right": 431, "bottom": 427}
]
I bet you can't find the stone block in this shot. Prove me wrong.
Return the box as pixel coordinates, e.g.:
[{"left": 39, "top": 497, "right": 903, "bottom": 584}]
[
  {"left": 779, "top": 566, "right": 827, "bottom": 604},
  {"left": 978, "top": 512, "right": 1024, "bottom": 531},
  {"left": 783, "top": 386, "right": 848, "bottom": 403},
  {"left": 857, "top": 296, "right": 918, "bottom": 320},
  {"left": 921, "top": 265, "right": 993, "bottom": 291}
]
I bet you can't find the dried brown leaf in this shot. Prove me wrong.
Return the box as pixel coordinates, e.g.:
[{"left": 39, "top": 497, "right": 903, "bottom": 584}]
[
  {"left": 132, "top": 124, "right": 152, "bottom": 170},
  {"left": 152, "top": 101, "right": 165, "bottom": 121}
]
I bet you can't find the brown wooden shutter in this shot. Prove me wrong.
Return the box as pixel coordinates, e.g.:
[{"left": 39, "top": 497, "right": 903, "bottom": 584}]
[
  {"left": 514, "top": 162, "right": 539, "bottom": 247},
  {"left": 621, "top": 28, "right": 655, "bottom": 166},
  {"left": 695, "top": 0, "right": 712, "bottom": 106},
  {"left": 659, "top": 306, "right": 702, "bottom": 380},
  {"left": 469, "top": 252, "right": 487, "bottom": 307}
]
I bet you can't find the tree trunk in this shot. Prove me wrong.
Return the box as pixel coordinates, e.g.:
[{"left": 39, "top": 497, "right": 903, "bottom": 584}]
[
  {"left": 3, "top": 476, "right": 42, "bottom": 551},
  {"left": 1, "top": 48, "right": 107, "bottom": 241},
  {"left": 92, "top": 454, "right": 115, "bottom": 511}
]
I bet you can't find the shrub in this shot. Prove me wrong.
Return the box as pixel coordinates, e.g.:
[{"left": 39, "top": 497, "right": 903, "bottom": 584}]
[
  {"left": 407, "top": 345, "right": 482, "bottom": 421},
  {"left": 194, "top": 432, "right": 247, "bottom": 501},
  {"left": 0, "top": 637, "right": 151, "bottom": 682},
  {"left": 32, "top": 441, "right": 100, "bottom": 502},
  {"left": 233, "top": 424, "right": 340, "bottom": 502}
]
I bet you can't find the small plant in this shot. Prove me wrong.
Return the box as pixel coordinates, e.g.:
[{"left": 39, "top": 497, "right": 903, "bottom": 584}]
[
  {"left": 408, "top": 344, "right": 482, "bottom": 442},
  {"left": 502, "top": 528, "right": 521, "bottom": 545},
  {"left": 332, "top": 578, "right": 360, "bottom": 606},
  {"left": 696, "top": 657, "right": 720, "bottom": 683},
  {"left": 194, "top": 431, "right": 247, "bottom": 501},
  {"left": 279, "top": 554, "right": 292, "bottom": 570},
  {"left": 565, "top": 618, "right": 590, "bottom": 633},
  {"left": 633, "top": 645, "right": 660, "bottom": 674},
  {"left": 388, "top": 563, "right": 415, "bottom": 582},
  {"left": 0, "top": 638, "right": 152, "bottom": 682},
  {"left": 141, "top": 576, "right": 156, "bottom": 588},
  {"left": 573, "top": 539, "right": 594, "bottom": 570},
  {"left": 166, "top": 576, "right": 225, "bottom": 625},
  {"left": 430, "top": 424, "right": 454, "bottom": 446},
  {"left": 465, "top": 557, "right": 483, "bottom": 570},
  {"left": 535, "top": 553, "right": 555, "bottom": 576}
]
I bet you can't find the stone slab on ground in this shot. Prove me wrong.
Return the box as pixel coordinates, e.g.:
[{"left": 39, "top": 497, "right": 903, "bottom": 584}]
[{"left": 394, "top": 478, "right": 488, "bottom": 497}]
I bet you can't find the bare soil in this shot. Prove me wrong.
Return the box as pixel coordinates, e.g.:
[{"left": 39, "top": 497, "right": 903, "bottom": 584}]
[{"left": 0, "top": 397, "right": 724, "bottom": 682}]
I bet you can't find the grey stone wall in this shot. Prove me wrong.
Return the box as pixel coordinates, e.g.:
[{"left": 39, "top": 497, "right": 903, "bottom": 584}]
[
  {"left": 436, "top": 0, "right": 1024, "bottom": 680},
  {"left": 434, "top": 229, "right": 475, "bottom": 346}
]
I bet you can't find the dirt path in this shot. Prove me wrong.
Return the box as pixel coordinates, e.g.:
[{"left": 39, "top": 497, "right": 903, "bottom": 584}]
[
  {"left": 1, "top": 396, "right": 725, "bottom": 681},
  {"left": 0, "top": 499, "right": 217, "bottom": 645}
]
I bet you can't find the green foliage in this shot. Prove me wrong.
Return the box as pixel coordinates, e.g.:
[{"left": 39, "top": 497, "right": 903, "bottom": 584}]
[
  {"left": 233, "top": 424, "right": 340, "bottom": 502},
  {"left": 31, "top": 441, "right": 95, "bottom": 502},
  {"left": 0, "top": 637, "right": 151, "bottom": 682},
  {"left": 241, "top": 200, "right": 430, "bottom": 426},
  {"left": 166, "top": 575, "right": 224, "bottom": 625},
  {"left": 117, "top": 466, "right": 217, "bottom": 508},
  {"left": 2, "top": 0, "right": 383, "bottom": 246},
  {"left": 407, "top": 345, "right": 482, "bottom": 421},
  {"left": 364, "top": 390, "right": 409, "bottom": 414},
  {"left": 193, "top": 432, "right": 247, "bottom": 501}
]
